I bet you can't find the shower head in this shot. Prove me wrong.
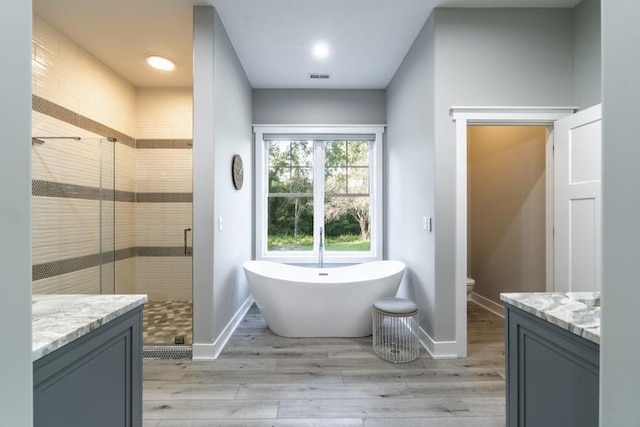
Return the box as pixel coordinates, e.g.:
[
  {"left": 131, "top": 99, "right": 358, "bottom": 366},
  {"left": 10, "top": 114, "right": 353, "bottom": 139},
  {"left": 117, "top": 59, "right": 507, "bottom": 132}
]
[{"left": 31, "top": 138, "right": 45, "bottom": 145}]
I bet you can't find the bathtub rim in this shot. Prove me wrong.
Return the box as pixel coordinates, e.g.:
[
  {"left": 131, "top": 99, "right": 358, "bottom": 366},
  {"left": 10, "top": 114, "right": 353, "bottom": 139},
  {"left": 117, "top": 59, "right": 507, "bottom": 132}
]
[{"left": 242, "top": 259, "right": 406, "bottom": 285}]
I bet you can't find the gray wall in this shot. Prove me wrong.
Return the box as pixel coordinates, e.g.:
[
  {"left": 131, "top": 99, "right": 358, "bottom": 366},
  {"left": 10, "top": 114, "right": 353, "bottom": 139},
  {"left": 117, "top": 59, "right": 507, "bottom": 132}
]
[
  {"left": 385, "top": 14, "right": 436, "bottom": 337},
  {"left": 573, "top": 0, "right": 601, "bottom": 109},
  {"left": 433, "top": 8, "right": 574, "bottom": 341},
  {"left": 467, "top": 126, "right": 547, "bottom": 304},
  {"left": 193, "top": 6, "right": 253, "bottom": 354},
  {"left": 600, "top": 0, "right": 640, "bottom": 424},
  {"left": 253, "top": 89, "right": 386, "bottom": 124},
  {"left": 387, "top": 8, "right": 575, "bottom": 344},
  {"left": 0, "top": 0, "right": 32, "bottom": 424}
]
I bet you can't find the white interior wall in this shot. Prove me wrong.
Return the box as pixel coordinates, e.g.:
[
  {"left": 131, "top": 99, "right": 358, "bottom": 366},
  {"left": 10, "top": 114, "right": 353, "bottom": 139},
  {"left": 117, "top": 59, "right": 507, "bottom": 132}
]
[
  {"left": 386, "top": 8, "right": 576, "bottom": 352},
  {"left": 252, "top": 89, "right": 386, "bottom": 125},
  {"left": 467, "top": 126, "right": 547, "bottom": 305},
  {"left": 193, "top": 6, "right": 253, "bottom": 358},
  {"left": 385, "top": 14, "right": 437, "bottom": 343},
  {"left": 212, "top": 10, "right": 253, "bottom": 343},
  {"left": 600, "top": 0, "right": 640, "bottom": 424},
  {"left": 193, "top": 6, "right": 216, "bottom": 351},
  {"left": 0, "top": 0, "right": 32, "bottom": 424},
  {"left": 432, "top": 8, "right": 575, "bottom": 343},
  {"left": 573, "top": 0, "right": 601, "bottom": 110}
]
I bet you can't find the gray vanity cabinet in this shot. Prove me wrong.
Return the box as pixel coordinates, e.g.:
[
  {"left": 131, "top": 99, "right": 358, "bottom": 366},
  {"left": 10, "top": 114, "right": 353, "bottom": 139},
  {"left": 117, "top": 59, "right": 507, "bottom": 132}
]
[
  {"left": 33, "top": 306, "right": 143, "bottom": 427},
  {"left": 505, "top": 304, "right": 599, "bottom": 427}
]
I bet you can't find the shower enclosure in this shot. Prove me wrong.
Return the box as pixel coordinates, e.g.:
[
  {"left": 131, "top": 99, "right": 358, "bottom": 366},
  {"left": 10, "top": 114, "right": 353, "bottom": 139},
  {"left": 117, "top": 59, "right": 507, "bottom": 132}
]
[
  {"left": 31, "top": 136, "right": 116, "bottom": 295},
  {"left": 31, "top": 135, "right": 193, "bottom": 351}
]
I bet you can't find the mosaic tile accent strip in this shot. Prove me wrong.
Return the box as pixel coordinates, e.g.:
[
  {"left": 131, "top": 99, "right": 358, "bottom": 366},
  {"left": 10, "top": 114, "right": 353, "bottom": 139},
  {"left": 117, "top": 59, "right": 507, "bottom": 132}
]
[
  {"left": 33, "top": 180, "right": 191, "bottom": 203},
  {"left": 32, "top": 95, "right": 136, "bottom": 147},
  {"left": 100, "top": 251, "right": 115, "bottom": 264},
  {"left": 115, "top": 247, "right": 136, "bottom": 261},
  {"left": 136, "top": 139, "right": 193, "bottom": 149},
  {"left": 114, "top": 189, "right": 136, "bottom": 203},
  {"left": 33, "top": 247, "right": 190, "bottom": 281},
  {"left": 33, "top": 253, "right": 100, "bottom": 281},
  {"left": 143, "top": 300, "right": 193, "bottom": 346},
  {"left": 136, "top": 247, "right": 193, "bottom": 257},
  {"left": 33, "top": 179, "right": 101, "bottom": 200},
  {"left": 136, "top": 192, "right": 193, "bottom": 203}
]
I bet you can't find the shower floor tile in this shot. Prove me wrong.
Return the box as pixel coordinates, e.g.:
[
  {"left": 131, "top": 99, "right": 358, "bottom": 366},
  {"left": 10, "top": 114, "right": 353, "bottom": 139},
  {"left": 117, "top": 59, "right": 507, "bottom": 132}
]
[{"left": 143, "top": 300, "right": 192, "bottom": 346}]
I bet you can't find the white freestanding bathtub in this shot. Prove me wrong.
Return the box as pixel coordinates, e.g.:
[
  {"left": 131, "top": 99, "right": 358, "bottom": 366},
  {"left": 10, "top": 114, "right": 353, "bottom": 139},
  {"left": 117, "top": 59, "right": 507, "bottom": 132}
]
[{"left": 242, "top": 260, "right": 406, "bottom": 337}]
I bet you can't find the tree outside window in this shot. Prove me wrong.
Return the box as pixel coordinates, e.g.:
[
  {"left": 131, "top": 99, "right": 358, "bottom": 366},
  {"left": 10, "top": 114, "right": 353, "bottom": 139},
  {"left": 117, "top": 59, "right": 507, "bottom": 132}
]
[
  {"left": 267, "top": 139, "right": 371, "bottom": 252},
  {"left": 267, "top": 140, "right": 314, "bottom": 251},
  {"left": 324, "top": 141, "right": 370, "bottom": 251}
]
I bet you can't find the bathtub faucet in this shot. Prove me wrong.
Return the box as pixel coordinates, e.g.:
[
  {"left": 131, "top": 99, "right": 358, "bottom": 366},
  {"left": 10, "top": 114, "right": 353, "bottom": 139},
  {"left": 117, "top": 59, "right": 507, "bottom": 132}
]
[{"left": 318, "top": 227, "right": 324, "bottom": 269}]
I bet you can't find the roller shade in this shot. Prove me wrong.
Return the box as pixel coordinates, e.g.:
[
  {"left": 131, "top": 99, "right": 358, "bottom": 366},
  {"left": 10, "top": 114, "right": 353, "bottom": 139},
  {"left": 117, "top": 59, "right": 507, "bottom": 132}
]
[{"left": 262, "top": 133, "right": 376, "bottom": 142}]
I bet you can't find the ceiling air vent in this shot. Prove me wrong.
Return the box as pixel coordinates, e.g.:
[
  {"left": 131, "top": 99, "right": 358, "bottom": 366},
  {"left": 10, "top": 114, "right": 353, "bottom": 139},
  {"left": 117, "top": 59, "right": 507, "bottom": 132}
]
[{"left": 309, "top": 73, "right": 330, "bottom": 80}]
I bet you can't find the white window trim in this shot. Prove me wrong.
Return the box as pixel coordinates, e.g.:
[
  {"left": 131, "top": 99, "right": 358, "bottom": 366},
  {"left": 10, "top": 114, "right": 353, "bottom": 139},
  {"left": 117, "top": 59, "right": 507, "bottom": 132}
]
[{"left": 253, "top": 125, "right": 385, "bottom": 264}]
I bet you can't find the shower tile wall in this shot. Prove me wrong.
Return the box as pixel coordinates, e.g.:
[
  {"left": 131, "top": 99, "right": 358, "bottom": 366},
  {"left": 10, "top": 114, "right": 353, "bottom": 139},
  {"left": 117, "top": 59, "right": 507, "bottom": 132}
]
[
  {"left": 31, "top": 15, "right": 193, "bottom": 302},
  {"left": 134, "top": 89, "right": 193, "bottom": 302},
  {"left": 32, "top": 16, "right": 136, "bottom": 137},
  {"left": 31, "top": 15, "right": 135, "bottom": 294},
  {"left": 115, "top": 142, "right": 138, "bottom": 294}
]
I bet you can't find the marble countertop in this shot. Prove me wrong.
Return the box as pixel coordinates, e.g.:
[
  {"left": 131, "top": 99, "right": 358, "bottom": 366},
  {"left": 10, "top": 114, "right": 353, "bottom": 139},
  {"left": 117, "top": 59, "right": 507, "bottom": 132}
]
[
  {"left": 500, "top": 292, "right": 600, "bottom": 345},
  {"left": 32, "top": 294, "right": 147, "bottom": 361}
]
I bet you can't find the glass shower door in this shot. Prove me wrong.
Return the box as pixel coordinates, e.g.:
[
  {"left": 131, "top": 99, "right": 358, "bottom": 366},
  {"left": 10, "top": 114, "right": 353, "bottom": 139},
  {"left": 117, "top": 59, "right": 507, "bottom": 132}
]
[
  {"left": 31, "top": 136, "right": 115, "bottom": 295},
  {"left": 99, "top": 137, "right": 116, "bottom": 294}
]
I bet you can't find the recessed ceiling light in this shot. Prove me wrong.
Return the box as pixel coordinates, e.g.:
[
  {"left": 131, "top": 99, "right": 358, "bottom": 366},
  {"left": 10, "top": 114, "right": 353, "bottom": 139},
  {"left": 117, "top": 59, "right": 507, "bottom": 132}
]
[
  {"left": 312, "top": 42, "right": 329, "bottom": 59},
  {"left": 146, "top": 55, "right": 176, "bottom": 71}
]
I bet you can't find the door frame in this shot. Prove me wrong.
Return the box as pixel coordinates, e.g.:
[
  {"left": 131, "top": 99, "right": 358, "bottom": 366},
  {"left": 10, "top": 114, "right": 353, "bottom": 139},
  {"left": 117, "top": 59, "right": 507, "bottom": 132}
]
[{"left": 450, "top": 106, "right": 576, "bottom": 357}]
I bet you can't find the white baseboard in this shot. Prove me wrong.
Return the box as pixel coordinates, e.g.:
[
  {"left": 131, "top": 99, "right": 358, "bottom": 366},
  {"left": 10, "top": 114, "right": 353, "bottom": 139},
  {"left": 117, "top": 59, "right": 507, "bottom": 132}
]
[
  {"left": 469, "top": 292, "right": 505, "bottom": 319},
  {"left": 192, "top": 296, "right": 255, "bottom": 360},
  {"left": 414, "top": 293, "right": 504, "bottom": 360},
  {"left": 417, "top": 326, "right": 459, "bottom": 359}
]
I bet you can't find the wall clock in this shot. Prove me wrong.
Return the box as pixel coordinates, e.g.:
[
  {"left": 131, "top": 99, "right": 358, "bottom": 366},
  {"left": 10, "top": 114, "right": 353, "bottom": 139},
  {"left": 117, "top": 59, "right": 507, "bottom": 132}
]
[{"left": 231, "top": 154, "right": 244, "bottom": 190}]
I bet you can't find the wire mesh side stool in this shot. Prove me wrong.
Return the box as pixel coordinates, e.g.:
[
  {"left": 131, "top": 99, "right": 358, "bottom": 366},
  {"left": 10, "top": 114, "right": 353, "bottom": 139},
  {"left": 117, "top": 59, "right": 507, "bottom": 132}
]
[{"left": 372, "top": 297, "right": 419, "bottom": 363}]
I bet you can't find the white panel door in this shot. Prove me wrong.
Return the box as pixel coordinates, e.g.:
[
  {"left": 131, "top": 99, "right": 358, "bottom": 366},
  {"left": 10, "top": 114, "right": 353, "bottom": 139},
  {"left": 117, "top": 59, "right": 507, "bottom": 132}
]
[{"left": 553, "top": 104, "right": 602, "bottom": 292}]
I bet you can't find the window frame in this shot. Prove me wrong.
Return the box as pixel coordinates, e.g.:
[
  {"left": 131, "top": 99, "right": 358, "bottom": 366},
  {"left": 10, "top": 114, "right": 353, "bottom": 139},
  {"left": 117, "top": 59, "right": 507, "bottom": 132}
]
[{"left": 253, "top": 125, "right": 385, "bottom": 264}]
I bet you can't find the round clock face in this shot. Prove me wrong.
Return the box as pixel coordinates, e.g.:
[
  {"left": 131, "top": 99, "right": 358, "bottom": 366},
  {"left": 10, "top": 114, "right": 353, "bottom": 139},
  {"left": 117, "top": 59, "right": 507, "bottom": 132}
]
[{"left": 232, "top": 154, "right": 244, "bottom": 190}]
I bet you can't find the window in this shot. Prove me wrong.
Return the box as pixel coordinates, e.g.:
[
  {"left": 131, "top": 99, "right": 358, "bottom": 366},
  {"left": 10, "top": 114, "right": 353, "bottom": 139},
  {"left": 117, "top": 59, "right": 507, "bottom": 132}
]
[{"left": 254, "top": 126, "right": 384, "bottom": 263}]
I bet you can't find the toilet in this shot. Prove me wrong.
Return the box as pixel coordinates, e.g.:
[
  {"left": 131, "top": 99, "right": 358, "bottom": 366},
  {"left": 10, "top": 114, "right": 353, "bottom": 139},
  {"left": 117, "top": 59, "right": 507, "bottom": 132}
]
[{"left": 466, "top": 277, "right": 476, "bottom": 297}]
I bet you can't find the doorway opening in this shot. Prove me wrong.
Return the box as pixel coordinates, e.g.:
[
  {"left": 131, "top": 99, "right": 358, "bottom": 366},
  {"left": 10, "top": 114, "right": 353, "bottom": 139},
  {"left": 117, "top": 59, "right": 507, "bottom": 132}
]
[
  {"left": 466, "top": 125, "right": 548, "bottom": 316},
  {"left": 451, "top": 107, "right": 576, "bottom": 357}
]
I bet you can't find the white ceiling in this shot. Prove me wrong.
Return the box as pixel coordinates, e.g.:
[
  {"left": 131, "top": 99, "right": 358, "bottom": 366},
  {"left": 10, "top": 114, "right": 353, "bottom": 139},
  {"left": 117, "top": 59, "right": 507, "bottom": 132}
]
[{"left": 32, "top": 0, "right": 581, "bottom": 89}]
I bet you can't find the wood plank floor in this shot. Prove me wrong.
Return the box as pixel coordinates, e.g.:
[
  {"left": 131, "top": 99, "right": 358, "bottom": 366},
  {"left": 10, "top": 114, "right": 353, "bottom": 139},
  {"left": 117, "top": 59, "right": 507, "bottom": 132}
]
[{"left": 143, "top": 302, "right": 506, "bottom": 426}]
